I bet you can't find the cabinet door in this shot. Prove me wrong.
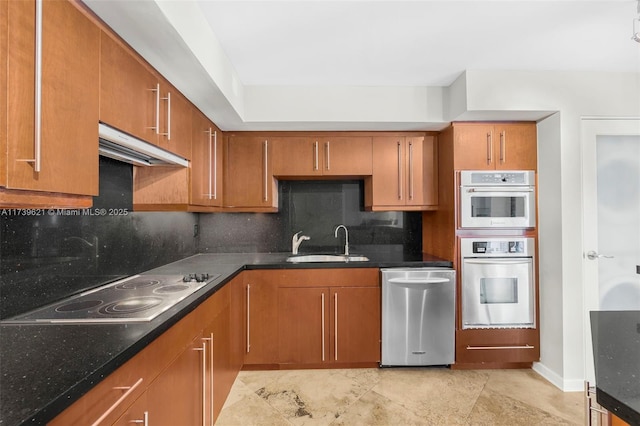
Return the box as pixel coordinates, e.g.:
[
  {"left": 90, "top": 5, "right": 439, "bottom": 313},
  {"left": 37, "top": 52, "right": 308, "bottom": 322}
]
[
  {"left": 0, "top": 0, "right": 7, "bottom": 189},
  {"left": 146, "top": 335, "right": 204, "bottom": 426},
  {"left": 370, "top": 136, "right": 405, "bottom": 206},
  {"left": 494, "top": 123, "right": 537, "bottom": 170},
  {"left": 158, "top": 83, "right": 192, "bottom": 160},
  {"left": 407, "top": 135, "right": 438, "bottom": 207},
  {"left": 100, "top": 31, "right": 159, "bottom": 146},
  {"left": 452, "top": 124, "right": 495, "bottom": 170},
  {"left": 278, "top": 287, "right": 329, "bottom": 364},
  {"left": 224, "top": 135, "right": 276, "bottom": 209},
  {"left": 202, "top": 304, "right": 233, "bottom": 425},
  {"left": 330, "top": 286, "right": 381, "bottom": 363},
  {"left": 271, "top": 136, "right": 322, "bottom": 177},
  {"left": 244, "top": 271, "right": 279, "bottom": 365},
  {"left": 322, "top": 136, "right": 372, "bottom": 176},
  {"left": 191, "top": 110, "right": 222, "bottom": 207},
  {"left": 455, "top": 328, "right": 540, "bottom": 364},
  {"left": 6, "top": 0, "right": 99, "bottom": 195}
]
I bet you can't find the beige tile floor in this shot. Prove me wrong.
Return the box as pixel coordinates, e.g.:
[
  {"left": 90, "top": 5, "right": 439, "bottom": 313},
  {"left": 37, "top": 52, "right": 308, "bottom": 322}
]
[{"left": 216, "top": 368, "right": 584, "bottom": 425}]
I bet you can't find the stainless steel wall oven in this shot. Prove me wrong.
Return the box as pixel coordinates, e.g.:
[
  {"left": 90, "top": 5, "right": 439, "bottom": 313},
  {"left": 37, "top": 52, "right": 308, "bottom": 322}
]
[
  {"left": 461, "top": 237, "right": 535, "bottom": 329},
  {"left": 459, "top": 170, "right": 536, "bottom": 229}
]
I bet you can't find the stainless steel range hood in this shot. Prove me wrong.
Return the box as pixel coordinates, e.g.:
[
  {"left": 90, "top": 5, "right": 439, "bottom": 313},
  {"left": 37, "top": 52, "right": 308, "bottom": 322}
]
[{"left": 98, "top": 123, "right": 189, "bottom": 167}]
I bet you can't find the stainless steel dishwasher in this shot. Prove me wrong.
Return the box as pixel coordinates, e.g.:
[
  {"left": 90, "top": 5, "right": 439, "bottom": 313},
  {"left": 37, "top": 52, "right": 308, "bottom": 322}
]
[{"left": 381, "top": 267, "right": 456, "bottom": 367}]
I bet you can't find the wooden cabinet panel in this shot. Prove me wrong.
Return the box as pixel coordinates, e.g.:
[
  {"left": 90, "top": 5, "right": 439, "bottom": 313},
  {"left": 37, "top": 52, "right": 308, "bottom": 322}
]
[
  {"left": 158, "top": 83, "right": 192, "bottom": 160},
  {"left": 278, "top": 287, "right": 328, "bottom": 364},
  {"left": 244, "top": 270, "right": 279, "bottom": 365},
  {"left": 320, "top": 136, "right": 372, "bottom": 176},
  {"left": 367, "top": 135, "right": 437, "bottom": 210},
  {"left": 146, "top": 335, "right": 204, "bottom": 426},
  {"left": 0, "top": 0, "right": 7, "bottom": 189},
  {"left": 6, "top": 0, "right": 99, "bottom": 196},
  {"left": 453, "top": 123, "right": 537, "bottom": 171},
  {"left": 100, "top": 31, "right": 158, "bottom": 146},
  {"left": 331, "top": 286, "right": 380, "bottom": 363},
  {"left": 455, "top": 328, "right": 540, "bottom": 365},
  {"left": 191, "top": 109, "right": 223, "bottom": 207},
  {"left": 112, "top": 391, "right": 148, "bottom": 426},
  {"left": 271, "top": 136, "right": 322, "bottom": 177},
  {"left": 224, "top": 135, "right": 277, "bottom": 209},
  {"left": 271, "top": 135, "right": 372, "bottom": 177}
]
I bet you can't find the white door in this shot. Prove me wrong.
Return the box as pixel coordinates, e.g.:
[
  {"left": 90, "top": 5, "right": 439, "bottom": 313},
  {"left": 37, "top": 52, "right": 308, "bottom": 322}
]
[{"left": 582, "top": 118, "right": 640, "bottom": 382}]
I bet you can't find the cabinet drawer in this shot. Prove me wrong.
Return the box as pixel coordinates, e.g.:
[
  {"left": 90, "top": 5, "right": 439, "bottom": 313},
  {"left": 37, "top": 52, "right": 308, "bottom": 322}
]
[
  {"left": 49, "top": 351, "right": 151, "bottom": 426},
  {"left": 455, "top": 328, "right": 539, "bottom": 364}
]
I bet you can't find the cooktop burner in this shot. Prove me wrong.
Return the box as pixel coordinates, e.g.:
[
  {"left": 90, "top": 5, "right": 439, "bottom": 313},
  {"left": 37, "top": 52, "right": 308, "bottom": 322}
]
[{"left": 3, "top": 273, "right": 220, "bottom": 324}]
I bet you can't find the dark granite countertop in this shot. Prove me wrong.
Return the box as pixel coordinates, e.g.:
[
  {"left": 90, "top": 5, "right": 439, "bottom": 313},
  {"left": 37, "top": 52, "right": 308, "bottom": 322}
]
[
  {"left": 0, "top": 252, "right": 451, "bottom": 425},
  {"left": 590, "top": 310, "right": 640, "bottom": 425}
]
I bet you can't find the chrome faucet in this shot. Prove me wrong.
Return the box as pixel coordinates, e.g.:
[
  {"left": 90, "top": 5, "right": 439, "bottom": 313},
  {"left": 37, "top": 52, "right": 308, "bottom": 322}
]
[
  {"left": 334, "top": 225, "right": 349, "bottom": 256},
  {"left": 292, "top": 231, "right": 310, "bottom": 255}
]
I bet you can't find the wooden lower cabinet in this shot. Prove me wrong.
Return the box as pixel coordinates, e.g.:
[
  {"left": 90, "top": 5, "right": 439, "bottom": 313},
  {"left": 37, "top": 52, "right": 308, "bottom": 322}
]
[
  {"left": 50, "top": 276, "right": 244, "bottom": 426},
  {"left": 277, "top": 286, "right": 381, "bottom": 366},
  {"left": 454, "top": 328, "right": 540, "bottom": 367},
  {"left": 244, "top": 270, "right": 279, "bottom": 366}
]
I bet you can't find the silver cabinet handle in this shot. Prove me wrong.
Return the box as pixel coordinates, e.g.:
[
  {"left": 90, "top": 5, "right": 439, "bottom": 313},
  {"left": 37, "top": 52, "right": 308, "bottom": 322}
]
[
  {"left": 325, "top": 141, "right": 331, "bottom": 171},
  {"left": 194, "top": 342, "right": 207, "bottom": 426},
  {"left": 203, "top": 334, "right": 214, "bottom": 426},
  {"left": 408, "top": 140, "right": 414, "bottom": 200},
  {"left": 246, "top": 284, "right": 250, "bottom": 353},
  {"left": 586, "top": 251, "right": 614, "bottom": 260},
  {"left": 314, "top": 141, "right": 319, "bottom": 171},
  {"left": 19, "top": 0, "right": 43, "bottom": 172},
  {"left": 500, "top": 131, "right": 505, "bottom": 163},
  {"left": 33, "top": 0, "right": 43, "bottom": 172},
  {"left": 160, "top": 91, "right": 171, "bottom": 140},
  {"left": 321, "top": 293, "right": 325, "bottom": 361},
  {"left": 466, "top": 345, "right": 535, "bottom": 350},
  {"left": 585, "top": 381, "right": 609, "bottom": 425},
  {"left": 128, "top": 412, "right": 149, "bottom": 425},
  {"left": 263, "top": 140, "right": 268, "bottom": 201},
  {"left": 397, "top": 141, "right": 403, "bottom": 200},
  {"left": 213, "top": 130, "right": 218, "bottom": 200},
  {"left": 334, "top": 292, "right": 338, "bottom": 361},
  {"left": 90, "top": 378, "right": 143, "bottom": 426},
  {"left": 486, "top": 132, "right": 492, "bottom": 165},
  {"left": 148, "top": 83, "right": 160, "bottom": 134},
  {"left": 206, "top": 129, "right": 213, "bottom": 200}
]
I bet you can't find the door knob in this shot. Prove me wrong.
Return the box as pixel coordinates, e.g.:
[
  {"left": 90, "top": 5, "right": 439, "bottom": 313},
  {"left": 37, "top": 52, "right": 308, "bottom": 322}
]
[{"left": 586, "top": 250, "right": 614, "bottom": 260}]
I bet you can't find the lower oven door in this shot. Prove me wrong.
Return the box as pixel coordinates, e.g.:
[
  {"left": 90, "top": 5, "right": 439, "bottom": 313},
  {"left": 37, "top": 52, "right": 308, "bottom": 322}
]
[{"left": 461, "top": 257, "right": 534, "bottom": 329}]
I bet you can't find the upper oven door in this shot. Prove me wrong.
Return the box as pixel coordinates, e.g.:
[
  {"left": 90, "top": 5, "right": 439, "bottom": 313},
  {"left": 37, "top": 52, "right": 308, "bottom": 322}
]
[{"left": 459, "top": 186, "right": 536, "bottom": 229}]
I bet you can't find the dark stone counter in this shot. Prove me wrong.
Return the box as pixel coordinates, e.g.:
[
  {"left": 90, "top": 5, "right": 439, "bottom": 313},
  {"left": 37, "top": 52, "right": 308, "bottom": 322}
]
[
  {"left": 0, "top": 252, "right": 451, "bottom": 425},
  {"left": 590, "top": 310, "right": 640, "bottom": 425}
]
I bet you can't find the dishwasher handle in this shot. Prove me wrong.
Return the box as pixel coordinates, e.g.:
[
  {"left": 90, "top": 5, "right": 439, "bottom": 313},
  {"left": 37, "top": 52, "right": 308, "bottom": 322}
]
[{"left": 387, "top": 277, "right": 450, "bottom": 285}]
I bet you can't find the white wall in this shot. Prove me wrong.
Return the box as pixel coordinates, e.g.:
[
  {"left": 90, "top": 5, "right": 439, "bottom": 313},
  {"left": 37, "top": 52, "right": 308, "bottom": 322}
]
[{"left": 459, "top": 70, "right": 640, "bottom": 390}]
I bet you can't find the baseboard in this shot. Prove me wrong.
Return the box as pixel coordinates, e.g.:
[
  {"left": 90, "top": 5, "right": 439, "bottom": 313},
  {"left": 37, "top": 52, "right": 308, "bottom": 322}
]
[{"left": 532, "top": 362, "right": 584, "bottom": 392}]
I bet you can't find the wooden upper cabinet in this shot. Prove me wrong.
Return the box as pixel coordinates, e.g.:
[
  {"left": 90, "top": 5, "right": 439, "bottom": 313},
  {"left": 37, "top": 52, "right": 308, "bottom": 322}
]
[
  {"left": 365, "top": 134, "right": 438, "bottom": 211},
  {"left": 271, "top": 136, "right": 323, "bottom": 177},
  {"left": 191, "top": 109, "right": 223, "bottom": 207},
  {"left": 0, "top": 0, "right": 7, "bottom": 189},
  {"left": 100, "top": 31, "right": 159, "bottom": 146},
  {"left": 224, "top": 134, "right": 277, "bottom": 210},
  {"left": 271, "top": 135, "right": 372, "bottom": 177},
  {"left": 4, "top": 0, "right": 99, "bottom": 199},
  {"left": 158, "top": 81, "right": 192, "bottom": 160},
  {"left": 453, "top": 122, "right": 537, "bottom": 171}
]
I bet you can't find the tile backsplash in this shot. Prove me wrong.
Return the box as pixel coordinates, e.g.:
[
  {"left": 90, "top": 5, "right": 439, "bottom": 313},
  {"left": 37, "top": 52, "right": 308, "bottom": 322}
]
[{"left": 1, "top": 178, "right": 420, "bottom": 319}]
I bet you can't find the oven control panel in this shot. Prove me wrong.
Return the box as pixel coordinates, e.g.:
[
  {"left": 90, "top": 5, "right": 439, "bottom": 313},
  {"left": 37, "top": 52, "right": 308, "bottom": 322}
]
[
  {"left": 460, "top": 170, "right": 535, "bottom": 186},
  {"left": 461, "top": 237, "right": 535, "bottom": 257}
]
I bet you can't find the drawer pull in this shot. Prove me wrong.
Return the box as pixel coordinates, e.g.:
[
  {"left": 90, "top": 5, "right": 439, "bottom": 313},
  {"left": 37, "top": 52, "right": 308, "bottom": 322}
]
[
  {"left": 467, "top": 344, "right": 535, "bottom": 350},
  {"left": 90, "top": 377, "right": 143, "bottom": 426}
]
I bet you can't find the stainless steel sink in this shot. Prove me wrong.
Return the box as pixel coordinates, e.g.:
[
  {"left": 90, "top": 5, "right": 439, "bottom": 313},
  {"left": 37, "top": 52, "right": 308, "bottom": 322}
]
[{"left": 286, "top": 254, "right": 370, "bottom": 263}]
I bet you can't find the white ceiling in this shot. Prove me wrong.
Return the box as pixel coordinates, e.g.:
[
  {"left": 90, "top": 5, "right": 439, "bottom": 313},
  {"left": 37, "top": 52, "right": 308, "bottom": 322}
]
[
  {"left": 83, "top": 0, "right": 640, "bottom": 131},
  {"left": 197, "top": 0, "right": 640, "bottom": 87}
]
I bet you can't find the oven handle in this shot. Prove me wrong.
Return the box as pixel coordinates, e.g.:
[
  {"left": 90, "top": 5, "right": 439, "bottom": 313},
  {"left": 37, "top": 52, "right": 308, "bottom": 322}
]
[
  {"left": 463, "top": 259, "right": 531, "bottom": 265},
  {"left": 464, "top": 187, "right": 534, "bottom": 193}
]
